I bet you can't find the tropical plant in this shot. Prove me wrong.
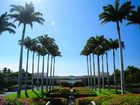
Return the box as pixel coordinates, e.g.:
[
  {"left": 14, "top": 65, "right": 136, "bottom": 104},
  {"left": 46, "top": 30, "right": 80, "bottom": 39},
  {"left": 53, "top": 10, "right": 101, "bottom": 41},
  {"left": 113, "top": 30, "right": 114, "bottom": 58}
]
[
  {"left": 36, "top": 44, "right": 42, "bottom": 90},
  {"left": 0, "top": 12, "right": 16, "bottom": 34},
  {"left": 109, "top": 38, "right": 119, "bottom": 93},
  {"left": 86, "top": 37, "right": 97, "bottom": 90},
  {"left": 51, "top": 50, "right": 61, "bottom": 89},
  {"left": 19, "top": 36, "right": 33, "bottom": 95},
  {"left": 127, "top": 6, "right": 140, "bottom": 27},
  {"left": 81, "top": 46, "right": 91, "bottom": 88},
  {"left": 30, "top": 38, "right": 38, "bottom": 91},
  {"left": 99, "top": 0, "right": 134, "bottom": 94},
  {"left": 10, "top": 2, "right": 44, "bottom": 97}
]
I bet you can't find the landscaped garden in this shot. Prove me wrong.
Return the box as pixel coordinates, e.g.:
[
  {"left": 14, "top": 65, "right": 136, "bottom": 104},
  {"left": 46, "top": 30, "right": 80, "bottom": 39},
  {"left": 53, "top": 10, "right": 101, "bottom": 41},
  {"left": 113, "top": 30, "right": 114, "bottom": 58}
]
[{"left": 0, "top": 0, "right": 140, "bottom": 105}]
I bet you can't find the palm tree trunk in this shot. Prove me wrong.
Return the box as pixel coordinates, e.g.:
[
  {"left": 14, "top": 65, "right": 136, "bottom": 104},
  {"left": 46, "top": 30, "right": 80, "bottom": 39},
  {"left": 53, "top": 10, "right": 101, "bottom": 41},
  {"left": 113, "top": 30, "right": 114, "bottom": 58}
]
[
  {"left": 46, "top": 54, "right": 50, "bottom": 92},
  {"left": 89, "top": 54, "right": 93, "bottom": 89},
  {"left": 52, "top": 57, "right": 55, "bottom": 89},
  {"left": 102, "top": 54, "right": 105, "bottom": 89},
  {"left": 17, "top": 24, "right": 26, "bottom": 98},
  {"left": 106, "top": 52, "right": 110, "bottom": 91},
  {"left": 37, "top": 55, "right": 40, "bottom": 90},
  {"left": 41, "top": 56, "right": 45, "bottom": 94},
  {"left": 113, "top": 49, "right": 117, "bottom": 93},
  {"left": 116, "top": 21, "right": 125, "bottom": 94},
  {"left": 49, "top": 56, "right": 53, "bottom": 91},
  {"left": 97, "top": 55, "right": 101, "bottom": 93},
  {"left": 25, "top": 49, "right": 29, "bottom": 95},
  {"left": 31, "top": 52, "right": 35, "bottom": 91},
  {"left": 92, "top": 54, "right": 96, "bottom": 91},
  {"left": 86, "top": 56, "right": 90, "bottom": 88}
]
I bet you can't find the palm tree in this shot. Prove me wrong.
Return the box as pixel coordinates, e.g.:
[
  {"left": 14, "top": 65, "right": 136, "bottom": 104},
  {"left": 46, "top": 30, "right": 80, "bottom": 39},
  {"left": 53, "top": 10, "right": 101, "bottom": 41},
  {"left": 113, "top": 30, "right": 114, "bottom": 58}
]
[
  {"left": 86, "top": 37, "right": 97, "bottom": 90},
  {"left": 0, "top": 12, "right": 16, "bottom": 34},
  {"left": 127, "top": 6, "right": 140, "bottom": 27},
  {"left": 40, "top": 47, "right": 47, "bottom": 94},
  {"left": 52, "top": 50, "right": 61, "bottom": 89},
  {"left": 21, "top": 36, "right": 33, "bottom": 95},
  {"left": 37, "top": 34, "right": 55, "bottom": 92},
  {"left": 100, "top": 46, "right": 106, "bottom": 89},
  {"left": 49, "top": 44, "right": 61, "bottom": 90},
  {"left": 30, "top": 38, "right": 38, "bottom": 91},
  {"left": 80, "top": 46, "right": 91, "bottom": 88},
  {"left": 109, "top": 39, "right": 119, "bottom": 93},
  {"left": 94, "top": 36, "right": 105, "bottom": 93},
  {"left": 103, "top": 39, "right": 111, "bottom": 91},
  {"left": 36, "top": 45, "right": 42, "bottom": 90},
  {"left": 10, "top": 2, "right": 44, "bottom": 97},
  {"left": 99, "top": 0, "right": 134, "bottom": 94}
]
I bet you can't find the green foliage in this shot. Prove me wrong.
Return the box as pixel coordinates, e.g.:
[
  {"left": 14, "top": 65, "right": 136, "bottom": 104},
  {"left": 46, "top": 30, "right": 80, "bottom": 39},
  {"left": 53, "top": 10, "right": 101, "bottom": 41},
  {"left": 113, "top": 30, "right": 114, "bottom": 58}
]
[
  {"left": 94, "top": 94, "right": 140, "bottom": 105},
  {"left": 6, "top": 90, "right": 43, "bottom": 100},
  {"left": 78, "top": 97, "right": 93, "bottom": 105},
  {"left": 0, "top": 97, "right": 47, "bottom": 105}
]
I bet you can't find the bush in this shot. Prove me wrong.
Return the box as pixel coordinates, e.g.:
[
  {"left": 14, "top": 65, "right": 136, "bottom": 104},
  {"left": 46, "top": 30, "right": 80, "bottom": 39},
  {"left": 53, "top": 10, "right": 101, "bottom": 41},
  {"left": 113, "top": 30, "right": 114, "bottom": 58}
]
[
  {"left": 0, "top": 97, "right": 47, "bottom": 105},
  {"left": 78, "top": 97, "right": 93, "bottom": 105},
  {"left": 94, "top": 94, "right": 140, "bottom": 105}
]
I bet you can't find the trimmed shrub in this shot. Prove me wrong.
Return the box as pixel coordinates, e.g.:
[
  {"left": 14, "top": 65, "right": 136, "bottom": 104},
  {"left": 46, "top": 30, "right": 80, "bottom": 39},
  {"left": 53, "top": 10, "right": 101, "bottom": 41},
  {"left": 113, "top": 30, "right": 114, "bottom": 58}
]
[{"left": 94, "top": 94, "right": 140, "bottom": 105}]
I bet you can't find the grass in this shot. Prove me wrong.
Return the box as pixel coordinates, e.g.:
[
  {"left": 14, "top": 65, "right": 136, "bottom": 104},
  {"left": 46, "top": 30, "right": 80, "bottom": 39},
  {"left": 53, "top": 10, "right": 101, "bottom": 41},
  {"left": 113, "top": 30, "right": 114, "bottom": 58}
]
[
  {"left": 6, "top": 89, "right": 45, "bottom": 99},
  {"left": 95, "top": 89, "right": 130, "bottom": 96}
]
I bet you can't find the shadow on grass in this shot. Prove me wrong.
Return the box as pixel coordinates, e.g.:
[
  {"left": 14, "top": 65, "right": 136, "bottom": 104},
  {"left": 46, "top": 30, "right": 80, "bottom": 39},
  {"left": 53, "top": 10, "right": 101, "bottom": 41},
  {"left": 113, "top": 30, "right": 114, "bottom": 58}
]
[
  {"left": 25, "top": 92, "right": 29, "bottom": 98},
  {"left": 33, "top": 90, "right": 41, "bottom": 98}
]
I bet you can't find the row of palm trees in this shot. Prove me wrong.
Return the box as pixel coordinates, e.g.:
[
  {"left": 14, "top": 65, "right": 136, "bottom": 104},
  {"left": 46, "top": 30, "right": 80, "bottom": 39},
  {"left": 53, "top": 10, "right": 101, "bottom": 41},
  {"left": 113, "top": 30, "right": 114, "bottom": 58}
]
[
  {"left": 81, "top": 0, "right": 140, "bottom": 94},
  {"left": 81, "top": 36, "right": 123, "bottom": 93},
  {"left": 0, "top": 2, "right": 61, "bottom": 97},
  {"left": 99, "top": 0, "right": 140, "bottom": 94},
  {"left": 20, "top": 34, "right": 61, "bottom": 95}
]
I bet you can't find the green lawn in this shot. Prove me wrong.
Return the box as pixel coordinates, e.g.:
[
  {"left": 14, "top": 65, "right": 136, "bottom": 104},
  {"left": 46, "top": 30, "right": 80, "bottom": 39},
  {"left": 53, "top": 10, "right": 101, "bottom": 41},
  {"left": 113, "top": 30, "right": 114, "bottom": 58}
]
[{"left": 6, "top": 89, "right": 46, "bottom": 99}]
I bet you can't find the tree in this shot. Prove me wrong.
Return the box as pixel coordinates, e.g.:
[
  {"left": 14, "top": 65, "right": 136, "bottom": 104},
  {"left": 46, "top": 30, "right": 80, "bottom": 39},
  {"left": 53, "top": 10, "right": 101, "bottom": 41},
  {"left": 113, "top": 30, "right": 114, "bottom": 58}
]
[
  {"left": 94, "top": 36, "right": 105, "bottom": 93},
  {"left": 36, "top": 45, "right": 42, "bottom": 90},
  {"left": 109, "top": 39, "right": 119, "bottom": 93},
  {"left": 39, "top": 47, "right": 47, "bottom": 94},
  {"left": 103, "top": 39, "right": 111, "bottom": 90},
  {"left": 37, "top": 35, "right": 56, "bottom": 92},
  {"left": 10, "top": 2, "right": 44, "bottom": 97},
  {"left": 49, "top": 44, "right": 61, "bottom": 90},
  {"left": 99, "top": 0, "right": 134, "bottom": 94},
  {"left": 127, "top": 6, "right": 140, "bottom": 27},
  {"left": 81, "top": 46, "right": 91, "bottom": 88},
  {"left": 86, "top": 37, "right": 97, "bottom": 90},
  {"left": 30, "top": 38, "right": 38, "bottom": 91},
  {"left": 20, "top": 36, "right": 32, "bottom": 95},
  {"left": 51, "top": 50, "right": 61, "bottom": 89},
  {"left": 0, "top": 12, "right": 16, "bottom": 35}
]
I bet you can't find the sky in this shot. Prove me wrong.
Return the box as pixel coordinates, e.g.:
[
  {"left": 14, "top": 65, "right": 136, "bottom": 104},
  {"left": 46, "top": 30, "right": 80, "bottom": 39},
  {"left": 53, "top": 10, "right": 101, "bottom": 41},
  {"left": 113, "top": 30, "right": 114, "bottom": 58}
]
[{"left": 0, "top": 0, "right": 140, "bottom": 76}]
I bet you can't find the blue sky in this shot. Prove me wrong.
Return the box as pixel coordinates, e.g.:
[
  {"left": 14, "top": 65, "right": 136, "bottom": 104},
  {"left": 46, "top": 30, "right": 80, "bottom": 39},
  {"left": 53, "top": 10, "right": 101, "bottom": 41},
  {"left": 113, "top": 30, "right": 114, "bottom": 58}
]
[{"left": 0, "top": 0, "right": 140, "bottom": 76}]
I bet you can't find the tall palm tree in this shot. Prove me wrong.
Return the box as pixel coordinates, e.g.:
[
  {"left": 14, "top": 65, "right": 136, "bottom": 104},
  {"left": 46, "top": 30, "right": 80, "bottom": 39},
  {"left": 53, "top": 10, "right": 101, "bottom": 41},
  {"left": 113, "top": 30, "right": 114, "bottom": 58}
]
[
  {"left": 127, "top": 6, "right": 140, "bottom": 27},
  {"left": 99, "top": 46, "right": 106, "bottom": 89},
  {"left": 49, "top": 44, "right": 61, "bottom": 90},
  {"left": 109, "top": 39, "right": 119, "bottom": 93},
  {"left": 30, "top": 38, "right": 38, "bottom": 91},
  {"left": 99, "top": 0, "right": 134, "bottom": 94},
  {"left": 52, "top": 50, "right": 61, "bottom": 89},
  {"left": 40, "top": 47, "right": 47, "bottom": 94},
  {"left": 103, "top": 39, "right": 111, "bottom": 90},
  {"left": 36, "top": 45, "right": 42, "bottom": 90},
  {"left": 86, "top": 37, "right": 97, "bottom": 90},
  {"left": 94, "top": 36, "right": 105, "bottom": 93},
  {"left": 80, "top": 46, "right": 91, "bottom": 88},
  {"left": 0, "top": 12, "right": 16, "bottom": 34},
  {"left": 21, "top": 36, "right": 32, "bottom": 95},
  {"left": 10, "top": 2, "right": 44, "bottom": 97},
  {"left": 37, "top": 34, "right": 55, "bottom": 92}
]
